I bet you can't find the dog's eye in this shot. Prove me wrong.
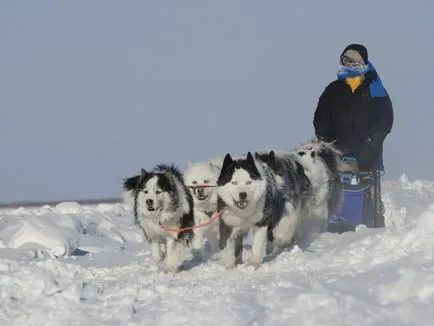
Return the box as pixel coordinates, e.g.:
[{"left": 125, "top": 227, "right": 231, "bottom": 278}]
[
  {"left": 192, "top": 181, "right": 197, "bottom": 185},
  {"left": 246, "top": 180, "right": 252, "bottom": 185},
  {"left": 298, "top": 151, "right": 305, "bottom": 156},
  {"left": 155, "top": 190, "right": 162, "bottom": 194},
  {"left": 231, "top": 181, "right": 238, "bottom": 185},
  {"left": 143, "top": 190, "right": 149, "bottom": 194},
  {"left": 203, "top": 180, "right": 210, "bottom": 184}
]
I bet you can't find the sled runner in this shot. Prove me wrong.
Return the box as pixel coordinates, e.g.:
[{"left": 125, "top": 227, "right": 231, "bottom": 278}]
[{"left": 328, "top": 155, "right": 384, "bottom": 233}]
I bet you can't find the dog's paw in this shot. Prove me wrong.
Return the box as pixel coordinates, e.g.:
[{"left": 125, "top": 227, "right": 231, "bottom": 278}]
[
  {"left": 265, "top": 241, "right": 275, "bottom": 255},
  {"left": 206, "top": 251, "right": 220, "bottom": 262},
  {"left": 219, "top": 258, "right": 236, "bottom": 269},
  {"left": 235, "top": 256, "right": 243, "bottom": 265},
  {"left": 161, "top": 264, "right": 181, "bottom": 274},
  {"left": 151, "top": 250, "right": 166, "bottom": 263},
  {"left": 223, "top": 263, "right": 236, "bottom": 270},
  {"left": 245, "top": 260, "right": 261, "bottom": 270},
  {"left": 152, "top": 255, "right": 165, "bottom": 263}
]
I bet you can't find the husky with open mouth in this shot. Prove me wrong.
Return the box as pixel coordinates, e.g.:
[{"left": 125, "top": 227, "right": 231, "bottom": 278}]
[
  {"left": 216, "top": 152, "right": 284, "bottom": 269},
  {"left": 123, "top": 164, "right": 195, "bottom": 272},
  {"left": 184, "top": 158, "right": 222, "bottom": 260}
]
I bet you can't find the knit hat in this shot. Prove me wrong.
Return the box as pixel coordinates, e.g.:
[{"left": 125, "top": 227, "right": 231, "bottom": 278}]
[{"left": 340, "top": 44, "right": 368, "bottom": 65}]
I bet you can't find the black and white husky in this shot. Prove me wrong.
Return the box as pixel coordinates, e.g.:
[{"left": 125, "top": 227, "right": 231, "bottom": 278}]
[
  {"left": 254, "top": 149, "right": 313, "bottom": 249},
  {"left": 123, "top": 164, "right": 195, "bottom": 272},
  {"left": 183, "top": 158, "right": 222, "bottom": 260},
  {"left": 216, "top": 152, "right": 289, "bottom": 269},
  {"left": 294, "top": 139, "right": 343, "bottom": 237}
]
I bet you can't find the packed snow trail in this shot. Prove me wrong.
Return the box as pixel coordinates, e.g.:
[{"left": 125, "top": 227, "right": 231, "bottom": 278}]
[{"left": 1, "top": 177, "right": 434, "bottom": 325}]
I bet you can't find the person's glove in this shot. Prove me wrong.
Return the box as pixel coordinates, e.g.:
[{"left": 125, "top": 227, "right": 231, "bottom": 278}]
[{"left": 358, "top": 132, "right": 386, "bottom": 171}]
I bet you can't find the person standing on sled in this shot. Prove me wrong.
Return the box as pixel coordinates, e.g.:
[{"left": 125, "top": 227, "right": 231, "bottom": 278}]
[{"left": 313, "top": 43, "right": 394, "bottom": 227}]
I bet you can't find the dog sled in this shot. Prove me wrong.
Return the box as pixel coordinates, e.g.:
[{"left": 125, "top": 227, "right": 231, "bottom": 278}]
[{"left": 328, "top": 155, "right": 384, "bottom": 234}]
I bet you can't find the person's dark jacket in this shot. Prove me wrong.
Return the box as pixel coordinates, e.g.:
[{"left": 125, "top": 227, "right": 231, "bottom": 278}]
[{"left": 313, "top": 70, "right": 394, "bottom": 171}]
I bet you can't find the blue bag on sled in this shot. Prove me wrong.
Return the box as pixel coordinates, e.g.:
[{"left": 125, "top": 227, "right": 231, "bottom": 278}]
[
  {"left": 328, "top": 155, "right": 378, "bottom": 232},
  {"left": 332, "top": 183, "right": 366, "bottom": 225}
]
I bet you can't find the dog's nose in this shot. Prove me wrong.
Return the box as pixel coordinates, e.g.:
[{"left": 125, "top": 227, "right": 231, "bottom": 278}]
[
  {"left": 239, "top": 192, "right": 247, "bottom": 201},
  {"left": 146, "top": 199, "right": 153, "bottom": 205},
  {"left": 197, "top": 188, "right": 204, "bottom": 195}
]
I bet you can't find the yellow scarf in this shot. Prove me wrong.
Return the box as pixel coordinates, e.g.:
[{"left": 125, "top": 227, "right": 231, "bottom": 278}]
[{"left": 345, "top": 76, "right": 364, "bottom": 93}]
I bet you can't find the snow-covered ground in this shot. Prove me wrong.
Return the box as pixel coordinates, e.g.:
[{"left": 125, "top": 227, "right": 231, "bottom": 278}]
[{"left": 1, "top": 175, "right": 434, "bottom": 326}]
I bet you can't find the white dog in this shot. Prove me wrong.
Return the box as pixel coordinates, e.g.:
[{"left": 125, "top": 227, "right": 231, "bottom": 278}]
[{"left": 184, "top": 158, "right": 222, "bottom": 260}]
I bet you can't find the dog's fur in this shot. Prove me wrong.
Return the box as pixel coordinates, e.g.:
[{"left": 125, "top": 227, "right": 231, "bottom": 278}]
[
  {"left": 216, "top": 152, "right": 288, "bottom": 269},
  {"left": 293, "top": 139, "right": 343, "bottom": 239},
  {"left": 123, "top": 164, "right": 194, "bottom": 272},
  {"left": 254, "top": 149, "right": 313, "bottom": 249},
  {"left": 183, "top": 159, "right": 222, "bottom": 260}
]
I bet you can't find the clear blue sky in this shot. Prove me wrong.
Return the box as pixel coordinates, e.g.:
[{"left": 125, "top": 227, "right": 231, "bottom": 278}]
[{"left": 1, "top": 1, "right": 434, "bottom": 202}]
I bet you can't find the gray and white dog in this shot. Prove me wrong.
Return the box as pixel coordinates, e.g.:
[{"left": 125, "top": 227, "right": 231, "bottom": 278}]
[
  {"left": 216, "top": 152, "right": 287, "bottom": 269},
  {"left": 293, "top": 139, "right": 343, "bottom": 238},
  {"left": 254, "top": 149, "right": 313, "bottom": 249},
  {"left": 123, "top": 164, "right": 195, "bottom": 272}
]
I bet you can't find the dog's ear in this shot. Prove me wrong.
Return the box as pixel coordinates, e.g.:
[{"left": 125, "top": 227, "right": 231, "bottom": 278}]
[
  {"left": 246, "top": 152, "right": 256, "bottom": 166},
  {"left": 123, "top": 175, "right": 141, "bottom": 191},
  {"left": 246, "top": 152, "right": 261, "bottom": 179},
  {"left": 221, "top": 153, "right": 233, "bottom": 172},
  {"left": 268, "top": 150, "right": 276, "bottom": 162},
  {"left": 137, "top": 168, "right": 148, "bottom": 185}
]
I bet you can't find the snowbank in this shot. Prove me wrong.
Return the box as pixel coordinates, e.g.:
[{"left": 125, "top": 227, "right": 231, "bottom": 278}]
[
  {"left": 0, "top": 203, "right": 83, "bottom": 257},
  {"left": 0, "top": 201, "right": 141, "bottom": 257}
]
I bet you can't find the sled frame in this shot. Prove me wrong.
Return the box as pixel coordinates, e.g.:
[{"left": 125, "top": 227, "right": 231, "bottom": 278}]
[{"left": 354, "top": 169, "right": 383, "bottom": 228}]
